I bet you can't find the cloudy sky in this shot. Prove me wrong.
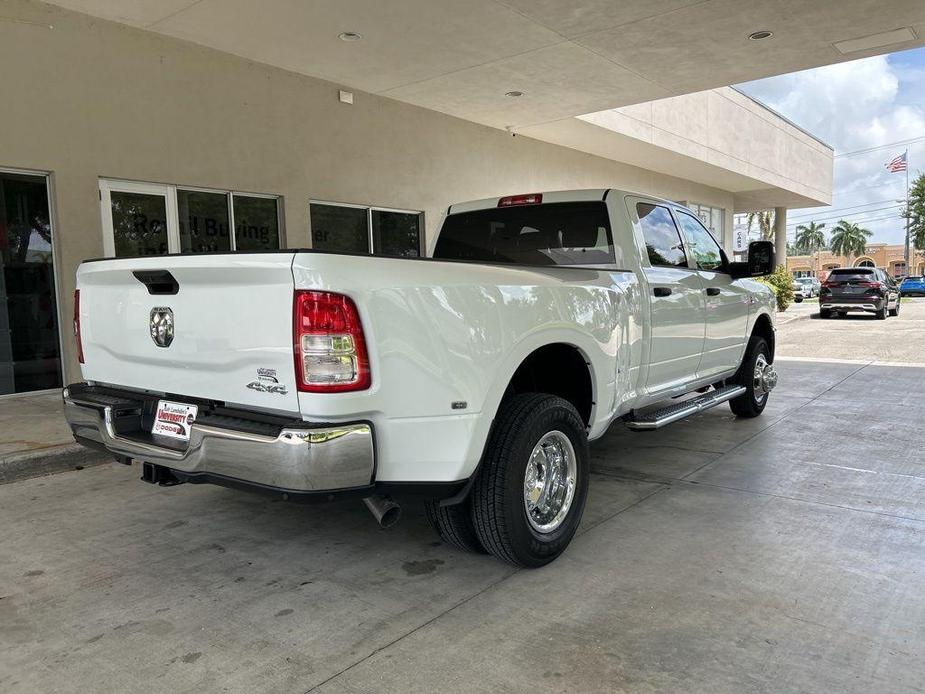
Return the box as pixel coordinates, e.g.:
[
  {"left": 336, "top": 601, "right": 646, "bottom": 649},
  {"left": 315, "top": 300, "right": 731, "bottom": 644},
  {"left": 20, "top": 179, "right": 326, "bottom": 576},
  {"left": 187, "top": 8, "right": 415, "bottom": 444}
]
[{"left": 737, "top": 47, "right": 925, "bottom": 245}]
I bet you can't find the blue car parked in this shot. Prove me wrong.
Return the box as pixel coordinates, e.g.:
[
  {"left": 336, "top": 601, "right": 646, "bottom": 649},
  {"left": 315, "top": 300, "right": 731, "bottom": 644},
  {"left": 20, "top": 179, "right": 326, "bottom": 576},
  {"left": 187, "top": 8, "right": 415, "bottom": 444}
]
[{"left": 900, "top": 276, "right": 925, "bottom": 297}]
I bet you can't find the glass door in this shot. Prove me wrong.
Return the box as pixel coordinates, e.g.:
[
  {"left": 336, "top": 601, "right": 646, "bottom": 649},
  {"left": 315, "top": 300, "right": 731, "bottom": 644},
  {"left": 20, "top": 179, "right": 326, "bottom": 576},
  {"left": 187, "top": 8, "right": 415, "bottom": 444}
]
[
  {"left": 99, "top": 180, "right": 179, "bottom": 258},
  {"left": 0, "top": 170, "right": 62, "bottom": 394}
]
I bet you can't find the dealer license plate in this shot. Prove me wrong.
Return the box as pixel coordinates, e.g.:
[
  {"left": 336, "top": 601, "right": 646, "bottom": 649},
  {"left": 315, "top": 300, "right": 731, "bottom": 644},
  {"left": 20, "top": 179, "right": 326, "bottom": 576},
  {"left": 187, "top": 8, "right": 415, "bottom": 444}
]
[{"left": 152, "top": 400, "right": 199, "bottom": 442}]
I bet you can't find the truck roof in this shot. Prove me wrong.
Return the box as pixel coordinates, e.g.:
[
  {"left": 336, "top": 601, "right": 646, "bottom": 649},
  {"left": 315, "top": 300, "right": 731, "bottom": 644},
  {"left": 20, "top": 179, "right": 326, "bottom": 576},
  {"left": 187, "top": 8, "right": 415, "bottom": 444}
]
[{"left": 446, "top": 188, "right": 672, "bottom": 215}]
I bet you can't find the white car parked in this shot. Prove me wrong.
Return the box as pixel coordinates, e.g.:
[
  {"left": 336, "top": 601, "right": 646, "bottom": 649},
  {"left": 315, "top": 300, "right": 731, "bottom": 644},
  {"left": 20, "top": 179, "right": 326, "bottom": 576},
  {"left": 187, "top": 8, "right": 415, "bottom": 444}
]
[
  {"left": 65, "top": 189, "right": 778, "bottom": 566},
  {"left": 792, "top": 276, "right": 821, "bottom": 302}
]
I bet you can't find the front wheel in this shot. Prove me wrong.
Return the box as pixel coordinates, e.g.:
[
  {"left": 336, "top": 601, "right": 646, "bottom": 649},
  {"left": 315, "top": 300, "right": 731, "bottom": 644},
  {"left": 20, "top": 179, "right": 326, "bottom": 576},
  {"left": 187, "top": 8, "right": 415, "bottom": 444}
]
[
  {"left": 729, "top": 337, "right": 775, "bottom": 418},
  {"left": 470, "top": 393, "right": 589, "bottom": 568}
]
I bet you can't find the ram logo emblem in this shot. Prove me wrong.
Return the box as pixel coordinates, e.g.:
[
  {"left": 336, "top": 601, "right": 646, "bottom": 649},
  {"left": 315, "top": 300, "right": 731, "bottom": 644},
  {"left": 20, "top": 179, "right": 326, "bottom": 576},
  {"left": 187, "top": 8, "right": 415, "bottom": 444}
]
[{"left": 149, "top": 307, "right": 175, "bottom": 348}]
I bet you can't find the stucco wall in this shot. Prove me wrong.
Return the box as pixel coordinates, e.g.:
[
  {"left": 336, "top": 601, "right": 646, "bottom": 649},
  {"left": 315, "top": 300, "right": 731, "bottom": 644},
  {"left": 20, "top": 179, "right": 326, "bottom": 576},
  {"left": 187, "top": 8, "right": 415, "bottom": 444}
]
[
  {"left": 2, "top": 0, "right": 737, "bottom": 384},
  {"left": 579, "top": 87, "right": 833, "bottom": 208}
]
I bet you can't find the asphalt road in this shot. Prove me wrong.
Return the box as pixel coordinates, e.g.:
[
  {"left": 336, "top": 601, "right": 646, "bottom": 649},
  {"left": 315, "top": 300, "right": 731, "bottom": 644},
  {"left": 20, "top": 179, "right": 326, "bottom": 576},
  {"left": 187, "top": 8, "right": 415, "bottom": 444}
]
[{"left": 776, "top": 296, "right": 925, "bottom": 363}]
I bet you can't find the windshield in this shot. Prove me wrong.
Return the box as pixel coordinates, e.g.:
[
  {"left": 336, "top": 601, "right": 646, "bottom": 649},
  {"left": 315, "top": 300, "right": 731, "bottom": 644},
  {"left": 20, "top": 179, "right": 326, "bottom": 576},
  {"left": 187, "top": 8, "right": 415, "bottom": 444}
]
[{"left": 434, "top": 201, "right": 615, "bottom": 267}]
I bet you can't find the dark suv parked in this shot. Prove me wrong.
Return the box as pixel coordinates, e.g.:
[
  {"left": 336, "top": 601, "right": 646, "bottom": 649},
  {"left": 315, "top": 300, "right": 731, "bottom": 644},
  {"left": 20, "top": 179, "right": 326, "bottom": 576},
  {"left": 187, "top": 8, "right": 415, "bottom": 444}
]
[{"left": 820, "top": 267, "right": 900, "bottom": 319}]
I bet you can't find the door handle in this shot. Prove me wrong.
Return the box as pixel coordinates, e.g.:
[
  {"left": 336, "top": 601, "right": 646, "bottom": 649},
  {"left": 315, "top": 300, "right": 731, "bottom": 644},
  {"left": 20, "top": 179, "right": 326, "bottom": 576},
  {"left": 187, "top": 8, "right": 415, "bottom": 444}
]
[
  {"left": 653, "top": 287, "right": 672, "bottom": 297},
  {"left": 705, "top": 287, "right": 721, "bottom": 296}
]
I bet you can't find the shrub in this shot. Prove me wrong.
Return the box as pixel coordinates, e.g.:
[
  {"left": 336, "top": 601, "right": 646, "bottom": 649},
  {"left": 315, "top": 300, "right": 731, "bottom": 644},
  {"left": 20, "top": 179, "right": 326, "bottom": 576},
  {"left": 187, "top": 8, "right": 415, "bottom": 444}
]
[{"left": 756, "top": 264, "right": 795, "bottom": 312}]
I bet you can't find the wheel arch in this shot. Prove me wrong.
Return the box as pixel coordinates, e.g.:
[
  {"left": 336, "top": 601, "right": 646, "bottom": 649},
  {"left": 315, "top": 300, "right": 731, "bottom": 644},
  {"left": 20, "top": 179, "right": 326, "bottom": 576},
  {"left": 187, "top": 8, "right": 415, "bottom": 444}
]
[
  {"left": 751, "top": 310, "right": 775, "bottom": 361},
  {"left": 453, "top": 334, "right": 608, "bottom": 493}
]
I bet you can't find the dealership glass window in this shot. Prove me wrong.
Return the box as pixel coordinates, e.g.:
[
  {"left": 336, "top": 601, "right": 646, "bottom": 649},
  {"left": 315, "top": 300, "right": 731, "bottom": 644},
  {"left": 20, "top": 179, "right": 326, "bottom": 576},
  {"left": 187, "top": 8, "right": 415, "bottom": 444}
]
[
  {"left": 233, "top": 195, "right": 280, "bottom": 251},
  {"left": 686, "top": 203, "right": 725, "bottom": 243},
  {"left": 0, "top": 169, "right": 62, "bottom": 394},
  {"left": 310, "top": 201, "right": 423, "bottom": 257},
  {"left": 100, "top": 180, "right": 281, "bottom": 257},
  {"left": 177, "top": 189, "right": 231, "bottom": 253}
]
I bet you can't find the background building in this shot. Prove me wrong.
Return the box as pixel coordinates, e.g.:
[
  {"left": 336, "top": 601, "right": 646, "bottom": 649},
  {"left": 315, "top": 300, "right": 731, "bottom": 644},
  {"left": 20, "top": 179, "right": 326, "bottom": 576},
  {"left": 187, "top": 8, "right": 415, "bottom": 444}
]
[{"left": 787, "top": 244, "right": 924, "bottom": 279}]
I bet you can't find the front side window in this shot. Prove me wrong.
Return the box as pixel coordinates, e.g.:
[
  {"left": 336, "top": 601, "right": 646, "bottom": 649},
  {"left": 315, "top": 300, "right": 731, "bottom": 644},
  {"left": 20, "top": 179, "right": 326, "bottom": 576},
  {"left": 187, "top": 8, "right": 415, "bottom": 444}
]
[
  {"left": 636, "top": 203, "right": 687, "bottom": 268},
  {"left": 676, "top": 211, "right": 724, "bottom": 272},
  {"left": 434, "top": 202, "right": 613, "bottom": 267}
]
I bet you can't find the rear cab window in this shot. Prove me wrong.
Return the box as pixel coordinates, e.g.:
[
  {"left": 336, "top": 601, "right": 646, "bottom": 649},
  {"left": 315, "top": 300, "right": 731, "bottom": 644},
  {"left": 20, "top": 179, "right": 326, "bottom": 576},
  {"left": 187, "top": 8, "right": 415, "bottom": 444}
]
[{"left": 433, "top": 201, "right": 614, "bottom": 267}]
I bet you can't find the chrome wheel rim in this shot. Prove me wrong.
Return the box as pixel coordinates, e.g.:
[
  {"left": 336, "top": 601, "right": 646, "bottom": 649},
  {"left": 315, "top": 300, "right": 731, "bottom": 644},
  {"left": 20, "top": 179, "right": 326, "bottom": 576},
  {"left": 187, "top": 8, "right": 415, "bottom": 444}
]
[
  {"left": 753, "top": 353, "right": 776, "bottom": 404},
  {"left": 523, "top": 431, "right": 577, "bottom": 534}
]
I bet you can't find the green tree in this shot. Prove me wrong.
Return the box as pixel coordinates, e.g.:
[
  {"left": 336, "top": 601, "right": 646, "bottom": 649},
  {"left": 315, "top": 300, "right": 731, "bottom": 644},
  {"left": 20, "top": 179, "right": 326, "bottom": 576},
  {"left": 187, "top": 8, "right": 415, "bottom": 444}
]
[
  {"left": 746, "top": 210, "right": 774, "bottom": 241},
  {"left": 794, "top": 221, "right": 827, "bottom": 254},
  {"left": 903, "top": 171, "right": 925, "bottom": 262},
  {"left": 829, "top": 220, "right": 872, "bottom": 258},
  {"left": 756, "top": 265, "right": 796, "bottom": 312}
]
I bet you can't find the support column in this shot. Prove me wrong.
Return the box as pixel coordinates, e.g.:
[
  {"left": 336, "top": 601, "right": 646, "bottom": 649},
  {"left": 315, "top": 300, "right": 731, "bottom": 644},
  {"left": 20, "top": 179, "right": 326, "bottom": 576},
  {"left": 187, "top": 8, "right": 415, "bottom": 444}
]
[{"left": 774, "top": 207, "right": 787, "bottom": 267}]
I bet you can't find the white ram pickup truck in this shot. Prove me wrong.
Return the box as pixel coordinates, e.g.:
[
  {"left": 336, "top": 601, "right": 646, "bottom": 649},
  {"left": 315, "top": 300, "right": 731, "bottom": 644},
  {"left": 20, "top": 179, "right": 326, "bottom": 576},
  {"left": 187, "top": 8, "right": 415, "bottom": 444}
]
[{"left": 65, "top": 189, "right": 778, "bottom": 567}]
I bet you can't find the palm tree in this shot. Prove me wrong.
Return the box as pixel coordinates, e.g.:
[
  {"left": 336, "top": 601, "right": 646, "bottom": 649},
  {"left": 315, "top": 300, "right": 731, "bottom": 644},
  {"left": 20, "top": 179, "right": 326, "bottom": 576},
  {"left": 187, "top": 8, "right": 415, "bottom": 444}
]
[
  {"left": 794, "top": 221, "right": 827, "bottom": 254},
  {"left": 829, "top": 220, "right": 873, "bottom": 258},
  {"left": 794, "top": 221, "right": 827, "bottom": 275},
  {"left": 746, "top": 210, "right": 774, "bottom": 241}
]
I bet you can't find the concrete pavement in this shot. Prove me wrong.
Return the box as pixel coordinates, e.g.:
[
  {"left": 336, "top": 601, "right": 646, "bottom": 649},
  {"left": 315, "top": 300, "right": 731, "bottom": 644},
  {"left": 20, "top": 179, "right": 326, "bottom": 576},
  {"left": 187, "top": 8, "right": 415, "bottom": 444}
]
[
  {"left": 777, "top": 297, "right": 925, "bottom": 363},
  {"left": 2, "top": 359, "right": 924, "bottom": 693}
]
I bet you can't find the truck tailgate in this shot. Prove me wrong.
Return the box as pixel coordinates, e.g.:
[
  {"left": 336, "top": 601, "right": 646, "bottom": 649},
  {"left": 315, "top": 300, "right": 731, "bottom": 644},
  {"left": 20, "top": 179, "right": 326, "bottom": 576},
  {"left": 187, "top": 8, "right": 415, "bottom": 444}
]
[{"left": 76, "top": 253, "right": 300, "bottom": 414}]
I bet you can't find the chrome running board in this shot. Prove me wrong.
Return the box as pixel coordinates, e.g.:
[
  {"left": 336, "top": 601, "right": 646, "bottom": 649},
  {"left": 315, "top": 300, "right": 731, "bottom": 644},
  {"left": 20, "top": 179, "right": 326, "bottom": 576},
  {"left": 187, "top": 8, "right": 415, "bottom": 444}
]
[{"left": 625, "top": 385, "right": 746, "bottom": 431}]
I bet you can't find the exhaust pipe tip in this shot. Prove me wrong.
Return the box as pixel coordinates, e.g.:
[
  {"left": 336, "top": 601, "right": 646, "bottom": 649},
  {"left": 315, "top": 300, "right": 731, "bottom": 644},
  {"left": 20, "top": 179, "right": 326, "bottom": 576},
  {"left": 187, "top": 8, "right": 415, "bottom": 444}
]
[{"left": 363, "top": 495, "right": 402, "bottom": 528}]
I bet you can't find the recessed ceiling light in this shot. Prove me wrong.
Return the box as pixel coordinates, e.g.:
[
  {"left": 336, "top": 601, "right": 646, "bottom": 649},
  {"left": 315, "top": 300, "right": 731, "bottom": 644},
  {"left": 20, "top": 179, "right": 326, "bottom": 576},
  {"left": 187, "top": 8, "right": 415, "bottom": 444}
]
[
  {"left": 505, "top": 91, "right": 524, "bottom": 98},
  {"left": 748, "top": 30, "right": 773, "bottom": 41},
  {"left": 338, "top": 31, "right": 362, "bottom": 42}
]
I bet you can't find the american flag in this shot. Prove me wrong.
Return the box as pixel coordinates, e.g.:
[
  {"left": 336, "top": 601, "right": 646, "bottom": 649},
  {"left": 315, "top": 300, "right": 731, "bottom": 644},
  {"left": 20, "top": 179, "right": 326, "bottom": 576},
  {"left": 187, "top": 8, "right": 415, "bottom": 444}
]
[{"left": 886, "top": 151, "right": 908, "bottom": 173}]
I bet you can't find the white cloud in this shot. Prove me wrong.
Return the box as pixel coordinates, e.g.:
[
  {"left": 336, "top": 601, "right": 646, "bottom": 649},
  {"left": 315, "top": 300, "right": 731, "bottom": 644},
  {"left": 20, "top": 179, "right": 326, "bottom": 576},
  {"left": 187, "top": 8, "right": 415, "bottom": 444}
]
[{"left": 738, "top": 51, "right": 925, "bottom": 245}]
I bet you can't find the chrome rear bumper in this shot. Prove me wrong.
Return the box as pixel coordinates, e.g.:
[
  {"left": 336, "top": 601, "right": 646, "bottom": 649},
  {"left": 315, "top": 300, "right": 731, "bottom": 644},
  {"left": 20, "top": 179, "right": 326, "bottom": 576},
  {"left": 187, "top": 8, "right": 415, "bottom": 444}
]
[
  {"left": 63, "top": 384, "right": 374, "bottom": 492},
  {"left": 820, "top": 302, "right": 879, "bottom": 311}
]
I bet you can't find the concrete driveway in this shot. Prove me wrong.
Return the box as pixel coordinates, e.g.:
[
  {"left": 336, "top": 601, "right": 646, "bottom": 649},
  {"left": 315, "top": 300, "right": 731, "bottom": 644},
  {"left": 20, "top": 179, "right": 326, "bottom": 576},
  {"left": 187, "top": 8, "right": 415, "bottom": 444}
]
[
  {"left": 777, "top": 297, "right": 925, "bottom": 363},
  {"left": 2, "top": 347, "right": 924, "bottom": 692}
]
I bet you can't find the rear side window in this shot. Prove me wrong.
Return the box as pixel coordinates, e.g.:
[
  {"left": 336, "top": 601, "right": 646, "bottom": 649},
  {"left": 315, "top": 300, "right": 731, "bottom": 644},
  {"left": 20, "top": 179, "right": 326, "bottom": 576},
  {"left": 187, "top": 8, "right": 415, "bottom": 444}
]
[
  {"left": 636, "top": 203, "right": 687, "bottom": 268},
  {"left": 433, "top": 202, "right": 614, "bottom": 267}
]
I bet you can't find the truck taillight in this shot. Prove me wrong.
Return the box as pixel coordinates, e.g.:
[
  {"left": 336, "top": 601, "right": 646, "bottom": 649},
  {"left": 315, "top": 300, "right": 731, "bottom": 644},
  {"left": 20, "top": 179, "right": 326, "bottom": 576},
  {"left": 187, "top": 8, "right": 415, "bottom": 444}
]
[
  {"left": 73, "top": 289, "right": 85, "bottom": 364},
  {"left": 293, "top": 291, "right": 370, "bottom": 392}
]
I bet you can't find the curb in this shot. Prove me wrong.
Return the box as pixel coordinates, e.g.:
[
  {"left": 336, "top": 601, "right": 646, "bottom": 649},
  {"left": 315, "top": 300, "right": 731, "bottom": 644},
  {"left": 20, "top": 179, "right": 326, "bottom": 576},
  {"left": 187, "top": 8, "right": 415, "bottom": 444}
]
[
  {"left": 0, "top": 443, "right": 110, "bottom": 485},
  {"left": 775, "top": 309, "right": 815, "bottom": 325}
]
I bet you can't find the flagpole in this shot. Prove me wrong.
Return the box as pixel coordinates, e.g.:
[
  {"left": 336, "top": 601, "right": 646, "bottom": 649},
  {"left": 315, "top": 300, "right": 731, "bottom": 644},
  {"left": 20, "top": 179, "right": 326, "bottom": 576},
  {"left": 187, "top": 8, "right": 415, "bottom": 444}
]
[{"left": 905, "top": 149, "right": 910, "bottom": 275}]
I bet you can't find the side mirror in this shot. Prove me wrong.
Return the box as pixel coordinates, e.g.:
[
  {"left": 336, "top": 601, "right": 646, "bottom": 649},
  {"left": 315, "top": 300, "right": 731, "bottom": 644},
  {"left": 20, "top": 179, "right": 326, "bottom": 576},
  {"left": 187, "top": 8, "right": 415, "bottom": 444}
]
[{"left": 729, "top": 240, "right": 775, "bottom": 279}]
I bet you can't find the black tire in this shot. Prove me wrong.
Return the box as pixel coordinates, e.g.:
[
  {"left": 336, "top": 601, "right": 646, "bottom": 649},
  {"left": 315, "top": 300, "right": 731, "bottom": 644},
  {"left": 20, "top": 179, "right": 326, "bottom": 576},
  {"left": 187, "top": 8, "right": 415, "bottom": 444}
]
[
  {"left": 470, "top": 393, "right": 589, "bottom": 568},
  {"left": 729, "top": 337, "right": 772, "bottom": 418},
  {"left": 424, "top": 498, "right": 486, "bottom": 554},
  {"left": 819, "top": 308, "right": 832, "bottom": 319},
  {"left": 794, "top": 296, "right": 803, "bottom": 303},
  {"left": 876, "top": 302, "right": 888, "bottom": 320},
  {"left": 889, "top": 299, "right": 900, "bottom": 317}
]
